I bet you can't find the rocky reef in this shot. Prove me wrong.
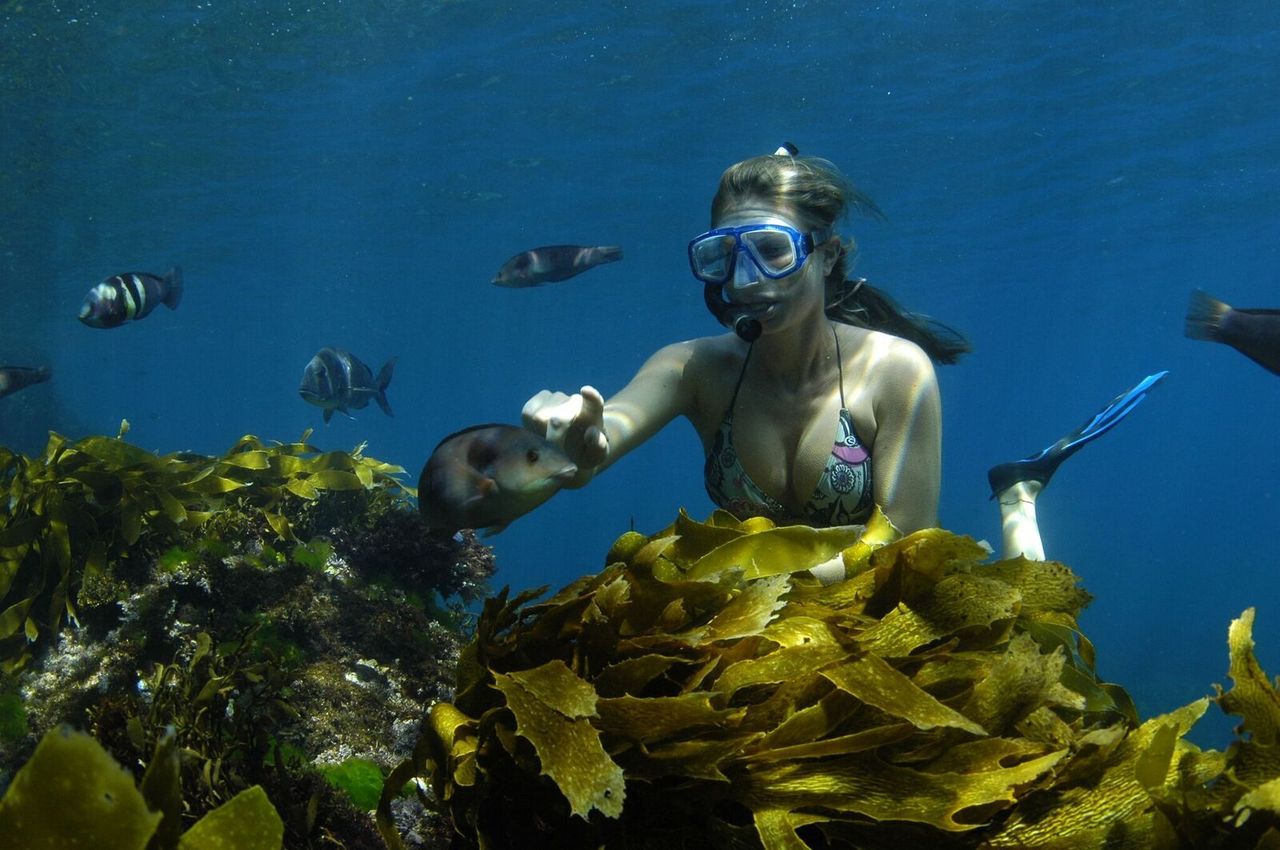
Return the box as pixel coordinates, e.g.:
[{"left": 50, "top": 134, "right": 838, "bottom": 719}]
[{"left": 0, "top": 426, "right": 493, "bottom": 847}]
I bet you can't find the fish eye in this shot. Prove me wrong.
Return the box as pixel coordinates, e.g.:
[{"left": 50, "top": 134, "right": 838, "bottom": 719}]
[{"left": 526, "top": 448, "right": 539, "bottom": 463}]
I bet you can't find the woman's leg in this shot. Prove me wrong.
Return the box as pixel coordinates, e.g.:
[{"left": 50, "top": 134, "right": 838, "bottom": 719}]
[{"left": 998, "top": 480, "right": 1045, "bottom": 560}]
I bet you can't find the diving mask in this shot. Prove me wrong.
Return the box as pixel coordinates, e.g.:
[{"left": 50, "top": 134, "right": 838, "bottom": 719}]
[{"left": 688, "top": 223, "right": 832, "bottom": 285}]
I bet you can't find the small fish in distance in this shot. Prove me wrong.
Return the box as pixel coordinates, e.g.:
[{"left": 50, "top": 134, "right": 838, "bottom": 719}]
[
  {"left": 418, "top": 424, "right": 577, "bottom": 536},
  {"left": 78, "top": 267, "right": 183, "bottom": 328},
  {"left": 1184, "top": 289, "right": 1280, "bottom": 376},
  {"left": 298, "top": 347, "right": 396, "bottom": 423},
  {"left": 492, "top": 245, "right": 623, "bottom": 287},
  {"left": 0, "top": 365, "right": 51, "bottom": 401}
]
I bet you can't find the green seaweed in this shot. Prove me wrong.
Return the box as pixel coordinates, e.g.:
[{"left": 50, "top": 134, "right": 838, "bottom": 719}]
[
  {"left": 0, "top": 679, "right": 27, "bottom": 744},
  {"left": 157, "top": 546, "right": 195, "bottom": 573},
  {"left": 291, "top": 538, "right": 333, "bottom": 572},
  {"left": 320, "top": 757, "right": 387, "bottom": 811}
]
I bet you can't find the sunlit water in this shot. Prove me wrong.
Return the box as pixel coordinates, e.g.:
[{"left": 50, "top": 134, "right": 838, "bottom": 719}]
[{"left": 3, "top": 1, "right": 1278, "bottom": 747}]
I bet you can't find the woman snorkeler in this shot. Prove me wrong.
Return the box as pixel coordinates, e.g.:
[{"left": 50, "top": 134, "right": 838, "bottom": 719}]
[{"left": 522, "top": 144, "right": 1164, "bottom": 578}]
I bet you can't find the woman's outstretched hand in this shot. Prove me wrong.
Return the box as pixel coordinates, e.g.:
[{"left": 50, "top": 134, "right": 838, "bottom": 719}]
[{"left": 521, "top": 385, "right": 609, "bottom": 483}]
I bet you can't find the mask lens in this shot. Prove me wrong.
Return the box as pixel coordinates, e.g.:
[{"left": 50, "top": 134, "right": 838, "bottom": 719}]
[
  {"left": 691, "top": 234, "right": 736, "bottom": 283},
  {"left": 741, "top": 229, "right": 800, "bottom": 275}
]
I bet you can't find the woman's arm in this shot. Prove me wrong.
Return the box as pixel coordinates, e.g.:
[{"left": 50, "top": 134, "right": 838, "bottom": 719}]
[
  {"left": 521, "top": 340, "right": 698, "bottom": 487},
  {"left": 868, "top": 338, "right": 942, "bottom": 534}
]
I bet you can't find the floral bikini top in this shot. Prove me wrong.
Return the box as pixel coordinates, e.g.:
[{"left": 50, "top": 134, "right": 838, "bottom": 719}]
[{"left": 703, "top": 329, "right": 875, "bottom": 527}]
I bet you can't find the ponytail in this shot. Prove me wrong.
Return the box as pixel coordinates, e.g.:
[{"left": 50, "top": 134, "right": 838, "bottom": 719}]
[{"left": 826, "top": 277, "right": 971, "bottom": 365}]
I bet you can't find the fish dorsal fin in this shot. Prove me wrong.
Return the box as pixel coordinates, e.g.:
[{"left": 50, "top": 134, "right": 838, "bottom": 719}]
[{"left": 430, "top": 422, "right": 517, "bottom": 452}]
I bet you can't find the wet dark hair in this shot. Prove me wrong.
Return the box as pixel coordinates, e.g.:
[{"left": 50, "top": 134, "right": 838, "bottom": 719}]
[{"left": 711, "top": 153, "right": 971, "bottom": 365}]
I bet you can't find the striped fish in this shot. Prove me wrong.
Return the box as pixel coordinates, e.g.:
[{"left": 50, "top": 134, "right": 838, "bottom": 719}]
[
  {"left": 298, "top": 347, "right": 396, "bottom": 423},
  {"left": 78, "top": 267, "right": 183, "bottom": 328}
]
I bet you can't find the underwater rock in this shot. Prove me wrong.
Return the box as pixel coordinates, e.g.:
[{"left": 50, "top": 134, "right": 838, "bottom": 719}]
[{"left": 0, "top": 430, "right": 494, "bottom": 846}]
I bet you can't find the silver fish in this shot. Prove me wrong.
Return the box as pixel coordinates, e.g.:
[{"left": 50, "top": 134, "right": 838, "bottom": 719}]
[
  {"left": 0, "top": 365, "right": 51, "bottom": 401},
  {"left": 492, "top": 245, "right": 623, "bottom": 287},
  {"left": 1185, "top": 289, "right": 1280, "bottom": 376},
  {"left": 418, "top": 424, "right": 577, "bottom": 536},
  {"left": 79, "top": 267, "right": 183, "bottom": 328},
  {"left": 298, "top": 347, "right": 395, "bottom": 423}
]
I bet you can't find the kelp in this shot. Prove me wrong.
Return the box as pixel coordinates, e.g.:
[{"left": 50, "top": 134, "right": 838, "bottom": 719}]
[
  {"left": 382, "top": 508, "right": 1280, "bottom": 849},
  {"left": 0, "top": 425, "right": 411, "bottom": 672}
]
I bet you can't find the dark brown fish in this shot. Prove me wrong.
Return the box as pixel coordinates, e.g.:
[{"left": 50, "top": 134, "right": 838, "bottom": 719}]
[
  {"left": 492, "top": 245, "right": 623, "bottom": 287},
  {"left": 1184, "top": 289, "right": 1280, "bottom": 376},
  {"left": 0, "top": 365, "right": 51, "bottom": 401},
  {"left": 418, "top": 424, "right": 577, "bottom": 536}
]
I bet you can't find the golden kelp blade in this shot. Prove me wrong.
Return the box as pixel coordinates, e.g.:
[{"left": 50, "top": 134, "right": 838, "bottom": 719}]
[
  {"left": 742, "top": 747, "right": 1066, "bottom": 831},
  {"left": 0, "top": 725, "right": 162, "bottom": 848},
  {"left": 1220, "top": 608, "right": 1280, "bottom": 745},
  {"left": 980, "top": 698, "right": 1209, "bottom": 848},
  {"left": 493, "top": 661, "right": 625, "bottom": 819}
]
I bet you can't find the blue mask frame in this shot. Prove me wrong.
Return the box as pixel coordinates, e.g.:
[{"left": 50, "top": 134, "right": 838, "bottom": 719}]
[{"left": 688, "top": 223, "right": 832, "bottom": 285}]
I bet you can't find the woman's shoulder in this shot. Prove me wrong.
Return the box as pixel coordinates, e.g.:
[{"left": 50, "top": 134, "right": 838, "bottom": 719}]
[
  {"left": 654, "top": 332, "right": 746, "bottom": 369},
  {"left": 839, "top": 325, "right": 938, "bottom": 387}
]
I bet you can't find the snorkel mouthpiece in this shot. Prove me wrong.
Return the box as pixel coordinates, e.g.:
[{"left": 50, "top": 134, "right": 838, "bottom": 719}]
[{"left": 704, "top": 281, "right": 762, "bottom": 342}]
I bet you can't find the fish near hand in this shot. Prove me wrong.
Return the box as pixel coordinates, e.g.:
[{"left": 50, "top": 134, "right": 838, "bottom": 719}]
[{"left": 418, "top": 424, "right": 577, "bottom": 536}]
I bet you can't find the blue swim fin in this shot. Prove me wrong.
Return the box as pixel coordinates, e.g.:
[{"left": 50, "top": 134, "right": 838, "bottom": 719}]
[{"left": 987, "top": 371, "right": 1169, "bottom": 498}]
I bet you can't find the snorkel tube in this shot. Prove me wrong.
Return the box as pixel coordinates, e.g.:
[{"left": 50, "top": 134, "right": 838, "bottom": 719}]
[{"left": 701, "top": 142, "right": 799, "bottom": 343}]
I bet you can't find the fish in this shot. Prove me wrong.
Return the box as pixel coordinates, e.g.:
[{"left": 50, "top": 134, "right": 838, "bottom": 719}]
[
  {"left": 1184, "top": 289, "right": 1280, "bottom": 376},
  {"left": 0, "top": 365, "right": 51, "bottom": 401},
  {"left": 492, "top": 245, "right": 623, "bottom": 287},
  {"left": 418, "top": 424, "right": 577, "bottom": 536},
  {"left": 298, "top": 347, "right": 396, "bottom": 423},
  {"left": 78, "top": 267, "right": 183, "bottom": 328}
]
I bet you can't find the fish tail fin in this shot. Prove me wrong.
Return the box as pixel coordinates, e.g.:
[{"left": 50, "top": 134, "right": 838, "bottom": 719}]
[
  {"left": 162, "top": 265, "right": 184, "bottom": 310},
  {"left": 323, "top": 408, "right": 334, "bottom": 424},
  {"left": 1184, "top": 288, "right": 1230, "bottom": 342},
  {"left": 35, "top": 365, "right": 52, "bottom": 383},
  {"left": 376, "top": 357, "right": 396, "bottom": 416},
  {"left": 599, "top": 246, "right": 624, "bottom": 263}
]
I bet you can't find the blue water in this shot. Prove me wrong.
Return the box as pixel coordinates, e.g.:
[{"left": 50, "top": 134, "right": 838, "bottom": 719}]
[{"left": 3, "top": 1, "right": 1278, "bottom": 747}]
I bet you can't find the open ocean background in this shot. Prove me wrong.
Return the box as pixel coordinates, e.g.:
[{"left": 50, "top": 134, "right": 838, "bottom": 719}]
[{"left": 2, "top": 1, "right": 1277, "bottom": 748}]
